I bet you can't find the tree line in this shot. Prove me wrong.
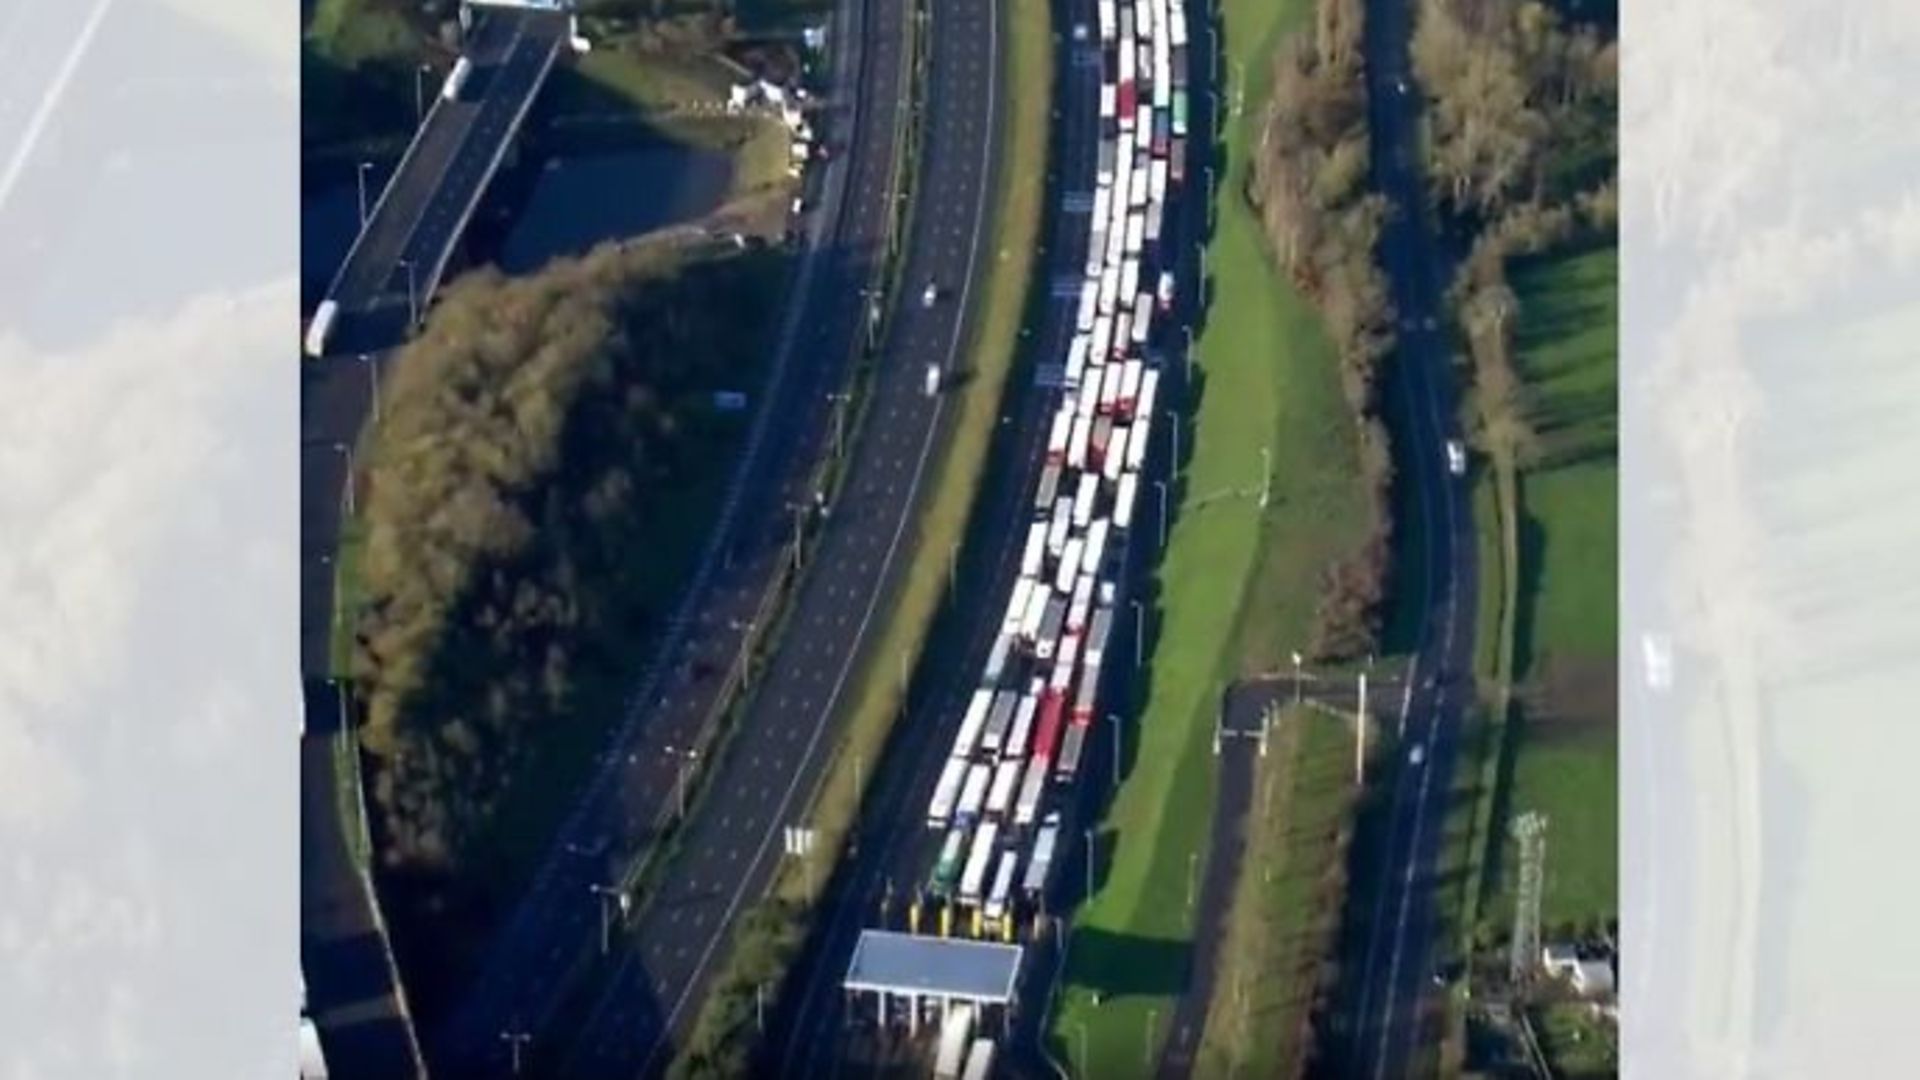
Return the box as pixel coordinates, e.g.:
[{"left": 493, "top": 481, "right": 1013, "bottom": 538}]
[
  {"left": 1414, "top": 0, "right": 1617, "bottom": 465},
  {"left": 1250, "top": 0, "right": 1399, "bottom": 660},
  {"left": 352, "top": 235, "right": 783, "bottom": 885}
]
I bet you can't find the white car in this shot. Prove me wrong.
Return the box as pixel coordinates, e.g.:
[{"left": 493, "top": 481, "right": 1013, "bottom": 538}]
[
  {"left": 1408, "top": 745, "right": 1425, "bottom": 766},
  {"left": 1156, "top": 269, "right": 1176, "bottom": 311},
  {"left": 1445, "top": 439, "right": 1466, "bottom": 476},
  {"left": 922, "top": 282, "right": 939, "bottom": 308}
]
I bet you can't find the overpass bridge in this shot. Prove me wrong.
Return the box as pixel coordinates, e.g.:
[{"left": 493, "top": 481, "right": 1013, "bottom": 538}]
[{"left": 307, "top": 3, "right": 574, "bottom": 357}]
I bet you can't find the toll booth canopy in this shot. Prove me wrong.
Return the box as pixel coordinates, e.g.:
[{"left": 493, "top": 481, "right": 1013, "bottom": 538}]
[{"left": 842, "top": 930, "right": 1023, "bottom": 1004}]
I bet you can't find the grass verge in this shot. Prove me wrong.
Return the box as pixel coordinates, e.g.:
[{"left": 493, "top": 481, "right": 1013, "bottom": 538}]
[{"left": 1046, "top": 0, "right": 1374, "bottom": 1071}]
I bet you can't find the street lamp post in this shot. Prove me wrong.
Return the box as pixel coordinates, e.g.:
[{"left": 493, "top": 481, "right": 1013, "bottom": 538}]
[
  {"left": 1155, "top": 479, "right": 1169, "bottom": 550},
  {"left": 729, "top": 617, "right": 756, "bottom": 690},
  {"left": 415, "top": 64, "right": 430, "bottom": 125},
  {"left": 1292, "top": 651, "right": 1303, "bottom": 706},
  {"left": 361, "top": 353, "right": 380, "bottom": 423},
  {"left": 398, "top": 258, "right": 419, "bottom": 328},
  {"left": 500, "top": 1030, "right": 531, "bottom": 1075},
  {"left": 786, "top": 500, "right": 807, "bottom": 573},
  {"left": 356, "top": 161, "right": 373, "bottom": 228},
  {"left": 1131, "top": 599, "right": 1144, "bottom": 669},
  {"left": 588, "top": 883, "right": 625, "bottom": 955},
  {"left": 332, "top": 442, "right": 355, "bottom": 516},
  {"left": 827, "top": 391, "right": 848, "bottom": 462},
  {"left": 666, "top": 745, "right": 699, "bottom": 819},
  {"left": 1085, "top": 828, "right": 1095, "bottom": 899}
]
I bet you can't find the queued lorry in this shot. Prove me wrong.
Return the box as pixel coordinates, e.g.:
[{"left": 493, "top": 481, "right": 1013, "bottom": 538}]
[{"left": 934, "top": 1004, "right": 976, "bottom": 1080}]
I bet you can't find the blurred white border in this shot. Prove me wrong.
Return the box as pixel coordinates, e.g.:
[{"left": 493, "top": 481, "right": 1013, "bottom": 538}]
[
  {"left": 0, "top": 0, "right": 297, "bottom": 1074},
  {"left": 1623, "top": 0, "right": 1920, "bottom": 1075}
]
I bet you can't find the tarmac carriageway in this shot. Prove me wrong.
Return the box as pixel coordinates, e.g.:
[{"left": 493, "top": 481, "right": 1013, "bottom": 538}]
[
  {"left": 1347, "top": 0, "right": 1480, "bottom": 1070},
  {"left": 763, "top": 0, "right": 1232, "bottom": 1071},
  {"left": 425, "top": 0, "right": 916, "bottom": 1069},
  {"left": 322, "top": 10, "right": 567, "bottom": 354},
  {"left": 551, "top": 0, "right": 1009, "bottom": 1072},
  {"left": 763, "top": 0, "right": 1103, "bottom": 1070}
]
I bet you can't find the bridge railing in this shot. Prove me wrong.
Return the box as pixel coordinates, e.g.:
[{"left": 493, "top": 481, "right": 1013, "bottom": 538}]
[
  {"left": 314, "top": 42, "right": 461, "bottom": 315},
  {"left": 415, "top": 21, "right": 565, "bottom": 306}
]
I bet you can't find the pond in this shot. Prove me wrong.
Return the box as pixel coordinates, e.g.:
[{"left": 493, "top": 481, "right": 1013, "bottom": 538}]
[
  {"left": 497, "top": 146, "right": 733, "bottom": 274},
  {"left": 300, "top": 143, "right": 733, "bottom": 307}
]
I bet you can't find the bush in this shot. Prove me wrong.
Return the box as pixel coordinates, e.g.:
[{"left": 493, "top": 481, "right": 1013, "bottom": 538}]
[
  {"left": 1414, "top": 0, "right": 1616, "bottom": 466},
  {"left": 353, "top": 236, "right": 785, "bottom": 876},
  {"left": 1249, "top": 0, "right": 1397, "bottom": 661}
]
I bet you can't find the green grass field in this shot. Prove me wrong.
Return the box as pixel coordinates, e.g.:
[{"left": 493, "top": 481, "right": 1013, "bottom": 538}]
[
  {"left": 1486, "top": 245, "right": 1619, "bottom": 934},
  {"left": 306, "top": 0, "right": 419, "bottom": 69},
  {"left": 1046, "top": 0, "right": 1371, "bottom": 1071}
]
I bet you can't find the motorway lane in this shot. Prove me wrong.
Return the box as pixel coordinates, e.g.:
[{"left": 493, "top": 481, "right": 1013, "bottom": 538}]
[
  {"left": 555, "top": 0, "right": 1006, "bottom": 1072},
  {"left": 382, "top": 15, "right": 565, "bottom": 309},
  {"left": 1347, "top": 0, "right": 1480, "bottom": 1073},
  {"left": 425, "top": 0, "right": 912, "bottom": 1072},
  {"left": 766, "top": 2, "right": 1104, "bottom": 1072}
]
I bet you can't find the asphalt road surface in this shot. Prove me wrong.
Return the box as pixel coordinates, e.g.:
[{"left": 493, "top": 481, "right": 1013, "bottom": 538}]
[
  {"left": 300, "top": 683, "right": 425, "bottom": 1079},
  {"left": 551, "top": 0, "right": 1007, "bottom": 1072},
  {"left": 1346, "top": 0, "right": 1481, "bottom": 1073},
  {"left": 764, "top": 1, "right": 1103, "bottom": 1070},
  {"left": 321, "top": 10, "right": 566, "bottom": 353},
  {"left": 767, "top": 0, "right": 1232, "bottom": 1069},
  {"left": 1152, "top": 739, "right": 1255, "bottom": 1077},
  {"left": 425, "top": 0, "right": 926, "bottom": 1071}
]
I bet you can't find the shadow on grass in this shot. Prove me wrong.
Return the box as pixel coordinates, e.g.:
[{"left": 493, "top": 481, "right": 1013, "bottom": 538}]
[
  {"left": 1473, "top": 699, "right": 1526, "bottom": 946},
  {"left": 1063, "top": 926, "right": 1196, "bottom": 1001},
  {"left": 1511, "top": 493, "right": 1544, "bottom": 681}
]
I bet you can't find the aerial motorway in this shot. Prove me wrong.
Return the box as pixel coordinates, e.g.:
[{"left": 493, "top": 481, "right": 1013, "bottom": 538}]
[
  {"left": 549, "top": 0, "right": 1009, "bottom": 1068},
  {"left": 422, "top": 0, "right": 1006, "bottom": 1071},
  {"left": 765, "top": 0, "right": 1204, "bottom": 1072}
]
